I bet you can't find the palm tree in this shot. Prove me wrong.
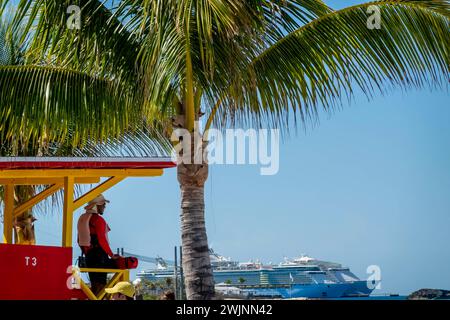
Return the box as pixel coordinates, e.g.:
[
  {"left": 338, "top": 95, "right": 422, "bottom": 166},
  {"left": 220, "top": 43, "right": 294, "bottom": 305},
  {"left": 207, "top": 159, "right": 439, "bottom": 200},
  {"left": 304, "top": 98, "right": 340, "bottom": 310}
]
[
  {"left": 1, "top": 0, "right": 448, "bottom": 300},
  {"left": 165, "top": 277, "right": 174, "bottom": 289}
]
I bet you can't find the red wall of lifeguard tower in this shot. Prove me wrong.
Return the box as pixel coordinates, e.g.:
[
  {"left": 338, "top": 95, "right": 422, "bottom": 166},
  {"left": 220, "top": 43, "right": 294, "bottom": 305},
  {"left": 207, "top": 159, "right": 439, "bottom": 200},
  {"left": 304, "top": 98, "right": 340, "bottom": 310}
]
[{"left": 0, "top": 244, "right": 85, "bottom": 299}]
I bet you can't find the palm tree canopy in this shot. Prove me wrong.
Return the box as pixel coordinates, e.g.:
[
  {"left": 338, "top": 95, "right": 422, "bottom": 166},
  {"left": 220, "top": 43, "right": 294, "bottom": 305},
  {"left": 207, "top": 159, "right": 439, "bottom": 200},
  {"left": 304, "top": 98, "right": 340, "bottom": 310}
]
[
  {"left": 0, "top": 0, "right": 449, "bottom": 147},
  {"left": 223, "top": 1, "right": 449, "bottom": 129}
]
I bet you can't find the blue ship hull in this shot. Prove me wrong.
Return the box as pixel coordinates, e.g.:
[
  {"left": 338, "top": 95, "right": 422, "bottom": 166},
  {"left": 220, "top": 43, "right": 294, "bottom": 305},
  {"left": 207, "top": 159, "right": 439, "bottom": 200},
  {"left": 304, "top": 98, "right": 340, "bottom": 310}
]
[
  {"left": 244, "top": 283, "right": 352, "bottom": 299},
  {"left": 342, "top": 280, "right": 377, "bottom": 297},
  {"left": 242, "top": 281, "right": 377, "bottom": 299}
]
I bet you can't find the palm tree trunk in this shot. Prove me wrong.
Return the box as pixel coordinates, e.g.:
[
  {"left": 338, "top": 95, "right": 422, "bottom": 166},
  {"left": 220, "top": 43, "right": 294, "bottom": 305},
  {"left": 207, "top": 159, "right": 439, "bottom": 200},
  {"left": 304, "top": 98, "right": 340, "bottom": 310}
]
[{"left": 178, "top": 162, "right": 215, "bottom": 300}]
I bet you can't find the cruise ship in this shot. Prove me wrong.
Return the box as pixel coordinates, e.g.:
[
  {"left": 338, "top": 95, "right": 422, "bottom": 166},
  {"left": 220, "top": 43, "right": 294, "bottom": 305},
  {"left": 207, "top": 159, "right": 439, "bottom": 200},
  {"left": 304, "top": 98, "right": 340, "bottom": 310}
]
[{"left": 137, "top": 250, "right": 378, "bottom": 299}]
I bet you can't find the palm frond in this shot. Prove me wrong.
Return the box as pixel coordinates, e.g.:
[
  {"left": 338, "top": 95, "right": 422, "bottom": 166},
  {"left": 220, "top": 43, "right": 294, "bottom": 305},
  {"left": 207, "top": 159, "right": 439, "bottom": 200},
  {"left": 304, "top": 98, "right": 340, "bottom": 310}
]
[
  {"left": 130, "top": 0, "right": 331, "bottom": 115},
  {"left": 215, "top": 0, "right": 450, "bottom": 130},
  {"left": 8, "top": 0, "right": 140, "bottom": 84},
  {"left": 0, "top": 65, "right": 141, "bottom": 148},
  {"left": 0, "top": 12, "right": 24, "bottom": 65},
  {"left": 256, "top": 0, "right": 332, "bottom": 43}
]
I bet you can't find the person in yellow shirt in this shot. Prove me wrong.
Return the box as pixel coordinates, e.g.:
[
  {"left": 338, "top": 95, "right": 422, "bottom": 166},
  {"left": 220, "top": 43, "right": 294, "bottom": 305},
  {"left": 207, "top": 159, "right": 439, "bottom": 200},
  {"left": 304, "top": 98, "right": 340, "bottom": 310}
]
[{"left": 105, "top": 281, "right": 135, "bottom": 300}]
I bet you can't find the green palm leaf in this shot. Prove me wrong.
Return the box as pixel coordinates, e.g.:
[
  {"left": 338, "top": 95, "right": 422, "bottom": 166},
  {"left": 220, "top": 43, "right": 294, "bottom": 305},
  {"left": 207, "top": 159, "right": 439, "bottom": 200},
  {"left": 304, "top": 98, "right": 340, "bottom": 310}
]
[
  {"left": 8, "top": 0, "right": 140, "bottom": 82},
  {"left": 0, "top": 65, "right": 141, "bottom": 147},
  {"left": 214, "top": 0, "right": 449, "bottom": 129}
]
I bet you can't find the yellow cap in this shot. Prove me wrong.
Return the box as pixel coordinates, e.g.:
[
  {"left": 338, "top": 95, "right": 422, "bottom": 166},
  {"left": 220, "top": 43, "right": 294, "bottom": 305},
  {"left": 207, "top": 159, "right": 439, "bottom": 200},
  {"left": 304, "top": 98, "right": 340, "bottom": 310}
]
[{"left": 105, "top": 281, "right": 135, "bottom": 298}]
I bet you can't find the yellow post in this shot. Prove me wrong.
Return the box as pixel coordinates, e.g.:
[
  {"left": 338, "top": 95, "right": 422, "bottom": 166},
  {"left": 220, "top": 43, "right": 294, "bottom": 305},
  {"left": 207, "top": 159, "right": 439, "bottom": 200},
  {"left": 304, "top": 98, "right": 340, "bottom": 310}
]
[
  {"left": 2, "top": 185, "right": 14, "bottom": 244},
  {"left": 79, "top": 280, "right": 98, "bottom": 300},
  {"left": 122, "top": 269, "right": 130, "bottom": 282},
  {"left": 97, "top": 271, "right": 124, "bottom": 300},
  {"left": 62, "top": 176, "right": 74, "bottom": 247}
]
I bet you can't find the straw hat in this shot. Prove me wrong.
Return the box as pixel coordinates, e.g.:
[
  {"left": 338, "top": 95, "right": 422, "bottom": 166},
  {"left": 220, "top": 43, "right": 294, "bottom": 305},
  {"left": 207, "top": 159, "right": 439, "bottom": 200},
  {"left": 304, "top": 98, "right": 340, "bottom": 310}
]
[{"left": 84, "top": 194, "right": 110, "bottom": 210}]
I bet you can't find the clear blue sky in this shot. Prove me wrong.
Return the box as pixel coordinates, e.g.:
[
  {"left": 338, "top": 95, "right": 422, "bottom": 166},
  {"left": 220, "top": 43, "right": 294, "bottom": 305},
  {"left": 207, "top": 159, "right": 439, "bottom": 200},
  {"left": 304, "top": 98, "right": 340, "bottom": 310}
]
[{"left": 2, "top": 0, "right": 450, "bottom": 295}]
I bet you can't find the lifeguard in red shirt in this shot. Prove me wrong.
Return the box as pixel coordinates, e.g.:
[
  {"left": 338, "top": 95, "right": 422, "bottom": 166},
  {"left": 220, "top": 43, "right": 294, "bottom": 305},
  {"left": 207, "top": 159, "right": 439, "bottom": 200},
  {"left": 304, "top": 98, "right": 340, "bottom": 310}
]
[{"left": 77, "top": 194, "right": 119, "bottom": 294}]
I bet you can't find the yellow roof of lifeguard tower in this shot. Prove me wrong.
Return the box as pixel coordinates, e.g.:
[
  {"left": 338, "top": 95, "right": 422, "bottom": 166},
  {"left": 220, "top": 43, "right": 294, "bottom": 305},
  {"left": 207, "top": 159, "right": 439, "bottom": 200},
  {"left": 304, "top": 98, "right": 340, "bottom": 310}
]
[{"left": 0, "top": 157, "right": 176, "bottom": 247}]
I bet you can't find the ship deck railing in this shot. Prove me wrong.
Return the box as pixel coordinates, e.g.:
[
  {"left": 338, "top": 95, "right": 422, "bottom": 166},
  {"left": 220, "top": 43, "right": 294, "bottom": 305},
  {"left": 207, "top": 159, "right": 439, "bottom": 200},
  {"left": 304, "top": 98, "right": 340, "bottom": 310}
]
[{"left": 236, "top": 284, "right": 294, "bottom": 289}]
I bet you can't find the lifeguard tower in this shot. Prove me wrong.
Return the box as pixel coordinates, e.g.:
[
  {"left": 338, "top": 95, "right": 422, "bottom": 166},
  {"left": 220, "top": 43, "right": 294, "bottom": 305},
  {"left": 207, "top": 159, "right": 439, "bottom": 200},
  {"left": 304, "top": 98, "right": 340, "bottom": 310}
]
[{"left": 0, "top": 157, "right": 175, "bottom": 300}]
